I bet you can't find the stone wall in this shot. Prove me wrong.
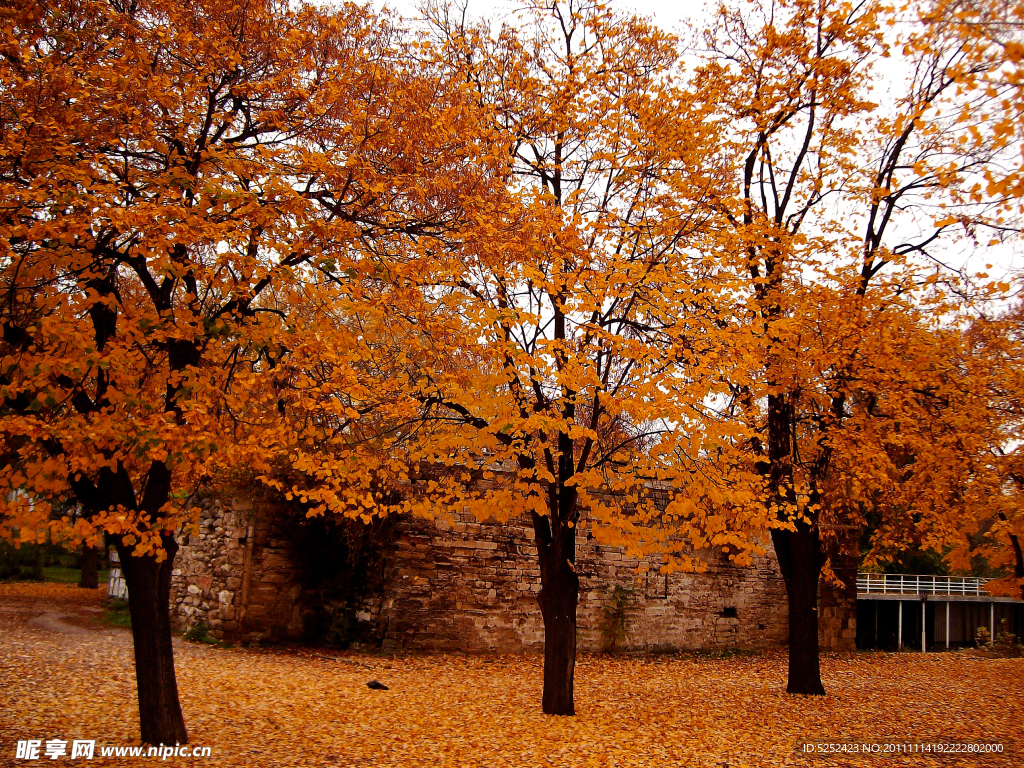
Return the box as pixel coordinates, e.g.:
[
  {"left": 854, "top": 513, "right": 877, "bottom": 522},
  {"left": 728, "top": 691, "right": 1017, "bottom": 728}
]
[
  {"left": 374, "top": 510, "right": 791, "bottom": 653},
  {"left": 817, "top": 533, "right": 860, "bottom": 651},
  {"left": 170, "top": 499, "right": 304, "bottom": 642},
  {"left": 170, "top": 500, "right": 857, "bottom": 652}
]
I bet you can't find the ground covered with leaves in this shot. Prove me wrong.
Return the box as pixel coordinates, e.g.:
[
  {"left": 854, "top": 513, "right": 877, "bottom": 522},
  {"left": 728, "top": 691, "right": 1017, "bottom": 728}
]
[{"left": 0, "top": 582, "right": 1020, "bottom": 767}]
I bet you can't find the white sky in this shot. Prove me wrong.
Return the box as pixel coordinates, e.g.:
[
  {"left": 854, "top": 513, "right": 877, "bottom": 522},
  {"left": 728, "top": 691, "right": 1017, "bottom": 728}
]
[
  {"left": 372, "top": 0, "right": 1022, "bottom": 284},
  {"left": 376, "top": 0, "right": 700, "bottom": 33}
]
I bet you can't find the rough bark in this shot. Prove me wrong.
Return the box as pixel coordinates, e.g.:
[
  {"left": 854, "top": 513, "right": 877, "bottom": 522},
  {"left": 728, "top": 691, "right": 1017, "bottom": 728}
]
[
  {"left": 532, "top": 511, "right": 579, "bottom": 716},
  {"left": 1009, "top": 530, "right": 1024, "bottom": 602},
  {"left": 772, "top": 526, "right": 827, "bottom": 695},
  {"left": 766, "top": 389, "right": 828, "bottom": 696},
  {"left": 115, "top": 534, "right": 188, "bottom": 745},
  {"left": 79, "top": 543, "right": 99, "bottom": 589}
]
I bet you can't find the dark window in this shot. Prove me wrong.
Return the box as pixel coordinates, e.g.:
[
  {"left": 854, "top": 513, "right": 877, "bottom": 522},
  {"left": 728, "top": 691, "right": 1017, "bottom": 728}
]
[{"left": 645, "top": 571, "right": 668, "bottom": 599}]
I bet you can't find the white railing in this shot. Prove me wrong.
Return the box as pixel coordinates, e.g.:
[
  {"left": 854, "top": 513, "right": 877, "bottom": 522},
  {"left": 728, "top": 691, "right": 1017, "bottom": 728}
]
[
  {"left": 856, "top": 573, "right": 990, "bottom": 596},
  {"left": 107, "top": 548, "right": 128, "bottom": 600}
]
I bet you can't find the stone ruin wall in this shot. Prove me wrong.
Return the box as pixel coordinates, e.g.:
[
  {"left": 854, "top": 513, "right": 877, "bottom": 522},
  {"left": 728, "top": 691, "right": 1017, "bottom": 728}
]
[
  {"left": 377, "top": 511, "right": 792, "bottom": 652},
  {"left": 170, "top": 500, "right": 857, "bottom": 653},
  {"left": 171, "top": 499, "right": 306, "bottom": 641},
  {"left": 819, "top": 541, "right": 859, "bottom": 651}
]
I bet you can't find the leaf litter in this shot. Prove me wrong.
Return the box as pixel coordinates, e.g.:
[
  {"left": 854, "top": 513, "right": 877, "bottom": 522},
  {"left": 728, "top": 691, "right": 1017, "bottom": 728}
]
[{"left": 0, "top": 582, "right": 1020, "bottom": 767}]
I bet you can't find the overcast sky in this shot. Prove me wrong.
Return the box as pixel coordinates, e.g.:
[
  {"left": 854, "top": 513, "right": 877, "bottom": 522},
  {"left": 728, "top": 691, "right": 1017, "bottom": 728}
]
[
  {"left": 376, "top": 0, "right": 700, "bottom": 33},
  {"left": 371, "top": 0, "right": 1022, "bottom": 282}
]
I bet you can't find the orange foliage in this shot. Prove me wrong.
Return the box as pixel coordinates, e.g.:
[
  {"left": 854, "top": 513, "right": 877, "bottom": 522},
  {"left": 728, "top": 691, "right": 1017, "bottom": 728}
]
[
  {"left": 2, "top": 0, "right": 1023, "bottom": 732},
  {"left": 0, "top": 0, "right": 500, "bottom": 740},
  {"left": 0, "top": 0, "right": 491, "bottom": 552}
]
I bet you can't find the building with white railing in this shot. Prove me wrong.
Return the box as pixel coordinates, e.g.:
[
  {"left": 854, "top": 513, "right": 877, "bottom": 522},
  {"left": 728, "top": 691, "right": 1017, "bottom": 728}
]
[
  {"left": 855, "top": 572, "right": 1022, "bottom": 652},
  {"left": 856, "top": 573, "right": 992, "bottom": 597}
]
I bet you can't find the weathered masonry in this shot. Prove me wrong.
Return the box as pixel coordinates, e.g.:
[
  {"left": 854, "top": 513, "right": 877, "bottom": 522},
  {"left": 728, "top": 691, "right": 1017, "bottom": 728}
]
[{"left": 169, "top": 499, "right": 857, "bottom": 653}]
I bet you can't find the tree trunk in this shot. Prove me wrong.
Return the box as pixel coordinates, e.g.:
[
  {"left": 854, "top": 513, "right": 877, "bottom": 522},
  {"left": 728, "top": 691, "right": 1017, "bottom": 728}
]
[
  {"left": 537, "top": 561, "right": 579, "bottom": 715},
  {"left": 80, "top": 543, "right": 98, "bottom": 589},
  {"left": 115, "top": 534, "right": 188, "bottom": 745},
  {"left": 533, "top": 513, "right": 579, "bottom": 715},
  {"left": 32, "top": 543, "right": 44, "bottom": 581},
  {"left": 1006, "top": 531, "right": 1024, "bottom": 602},
  {"left": 766, "top": 387, "right": 828, "bottom": 695},
  {"left": 772, "top": 527, "right": 826, "bottom": 695}
]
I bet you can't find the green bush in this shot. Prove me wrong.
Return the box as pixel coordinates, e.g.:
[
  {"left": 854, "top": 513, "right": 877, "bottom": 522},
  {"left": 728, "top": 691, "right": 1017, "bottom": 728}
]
[
  {"left": 975, "top": 625, "right": 991, "bottom": 647},
  {"left": 0, "top": 540, "right": 44, "bottom": 581},
  {"left": 183, "top": 622, "right": 217, "bottom": 644},
  {"left": 273, "top": 501, "right": 395, "bottom": 649},
  {"left": 995, "top": 619, "right": 1023, "bottom": 658},
  {"left": 602, "top": 584, "right": 633, "bottom": 652}
]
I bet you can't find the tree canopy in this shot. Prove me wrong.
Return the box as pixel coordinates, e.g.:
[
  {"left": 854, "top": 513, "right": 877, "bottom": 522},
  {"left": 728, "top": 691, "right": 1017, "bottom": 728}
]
[{"left": 1, "top": 0, "right": 1021, "bottom": 738}]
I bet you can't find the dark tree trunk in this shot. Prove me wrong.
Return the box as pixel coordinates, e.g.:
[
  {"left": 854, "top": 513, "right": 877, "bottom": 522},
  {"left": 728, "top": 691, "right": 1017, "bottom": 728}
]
[
  {"left": 537, "top": 559, "right": 579, "bottom": 715},
  {"left": 999, "top": 514, "right": 1024, "bottom": 606},
  {"left": 1009, "top": 531, "right": 1024, "bottom": 602},
  {"left": 115, "top": 534, "right": 188, "bottom": 745},
  {"left": 772, "top": 526, "right": 826, "bottom": 695},
  {"left": 767, "top": 389, "right": 827, "bottom": 696},
  {"left": 32, "top": 543, "right": 44, "bottom": 580},
  {"left": 79, "top": 543, "right": 98, "bottom": 589},
  {"left": 532, "top": 512, "right": 579, "bottom": 715}
]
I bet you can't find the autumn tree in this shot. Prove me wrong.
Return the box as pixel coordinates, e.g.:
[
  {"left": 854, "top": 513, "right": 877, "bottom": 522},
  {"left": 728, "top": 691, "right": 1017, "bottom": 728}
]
[
  {"left": 0, "top": 0, "right": 491, "bottom": 743},
  {"left": 922, "top": 0, "right": 1024, "bottom": 603},
  {"left": 322, "top": 0, "right": 764, "bottom": 716},
  {"left": 700, "top": 0, "right": 1022, "bottom": 694},
  {"left": 942, "top": 303, "right": 1024, "bottom": 600}
]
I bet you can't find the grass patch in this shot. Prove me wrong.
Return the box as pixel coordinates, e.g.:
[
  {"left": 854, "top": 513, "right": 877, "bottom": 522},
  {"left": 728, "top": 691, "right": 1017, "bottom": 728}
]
[
  {"left": 103, "top": 598, "right": 131, "bottom": 628},
  {"left": 42, "top": 566, "right": 110, "bottom": 585}
]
